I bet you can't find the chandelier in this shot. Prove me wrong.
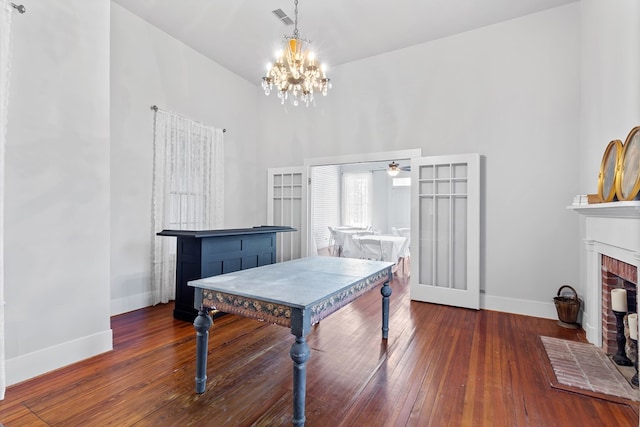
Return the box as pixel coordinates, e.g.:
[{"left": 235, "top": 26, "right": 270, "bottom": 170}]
[{"left": 261, "top": 0, "right": 331, "bottom": 107}]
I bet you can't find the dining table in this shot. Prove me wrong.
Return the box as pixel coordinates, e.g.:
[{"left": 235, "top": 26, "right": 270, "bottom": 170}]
[
  {"left": 189, "top": 256, "right": 394, "bottom": 426},
  {"left": 351, "top": 234, "right": 408, "bottom": 263},
  {"left": 392, "top": 228, "right": 411, "bottom": 258},
  {"left": 332, "top": 229, "right": 374, "bottom": 257}
]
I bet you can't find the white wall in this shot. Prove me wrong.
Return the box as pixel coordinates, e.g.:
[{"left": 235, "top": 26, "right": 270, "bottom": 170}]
[
  {"left": 578, "top": 0, "right": 640, "bottom": 326},
  {"left": 110, "top": 4, "right": 261, "bottom": 315},
  {"left": 371, "top": 170, "right": 390, "bottom": 234},
  {"left": 5, "top": 1, "right": 112, "bottom": 385},
  {"left": 580, "top": 0, "right": 640, "bottom": 192},
  {"left": 388, "top": 180, "right": 411, "bottom": 231},
  {"left": 258, "top": 4, "right": 582, "bottom": 318}
]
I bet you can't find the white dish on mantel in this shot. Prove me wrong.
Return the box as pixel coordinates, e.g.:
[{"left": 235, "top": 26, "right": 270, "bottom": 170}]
[{"left": 567, "top": 200, "right": 640, "bottom": 218}]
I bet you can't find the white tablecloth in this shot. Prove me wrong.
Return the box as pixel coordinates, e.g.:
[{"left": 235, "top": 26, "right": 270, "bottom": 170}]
[
  {"left": 350, "top": 234, "right": 408, "bottom": 262},
  {"left": 333, "top": 229, "right": 374, "bottom": 257},
  {"left": 333, "top": 226, "right": 368, "bottom": 231},
  {"left": 392, "top": 228, "right": 411, "bottom": 257}
]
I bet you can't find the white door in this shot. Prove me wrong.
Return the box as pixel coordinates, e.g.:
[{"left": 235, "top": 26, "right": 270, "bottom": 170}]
[
  {"left": 267, "top": 167, "right": 306, "bottom": 262},
  {"left": 410, "top": 153, "right": 480, "bottom": 309}
]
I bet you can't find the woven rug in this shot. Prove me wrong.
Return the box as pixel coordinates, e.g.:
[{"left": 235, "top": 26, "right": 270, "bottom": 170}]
[{"left": 540, "top": 336, "right": 639, "bottom": 404}]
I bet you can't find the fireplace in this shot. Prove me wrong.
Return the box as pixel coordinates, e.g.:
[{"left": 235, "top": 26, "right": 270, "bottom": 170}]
[
  {"left": 570, "top": 201, "right": 640, "bottom": 347},
  {"left": 600, "top": 255, "right": 637, "bottom": 354}
]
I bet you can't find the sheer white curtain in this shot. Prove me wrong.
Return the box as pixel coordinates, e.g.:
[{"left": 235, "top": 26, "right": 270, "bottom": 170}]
[
  {"left": 341, "top": 172, "right": 373, "bottom": 228},
  {"left": 0, "top": 0, "right": 14, "bottom": 400},
  {"left": 151, "top": 110, "right": 224, "bottom": 304}
]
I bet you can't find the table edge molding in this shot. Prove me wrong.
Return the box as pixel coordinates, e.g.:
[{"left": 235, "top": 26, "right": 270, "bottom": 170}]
[
  {"left": 198, "top": 267, "right": 392, "bottom": 329},
  {"left": 310, "top": 269, "right": 391, "bottom": 325},
  {"left": 201, "top": 290, "right": 293, "bottom": 327}
]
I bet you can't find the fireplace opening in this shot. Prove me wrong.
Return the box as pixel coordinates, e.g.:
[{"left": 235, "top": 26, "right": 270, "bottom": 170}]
[{"left": 601, "top": 255, "right": 638, "bottom": 358}]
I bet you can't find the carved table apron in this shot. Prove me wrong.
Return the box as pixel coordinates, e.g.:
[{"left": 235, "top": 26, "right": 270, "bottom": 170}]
[{"left": 189, "top": 256, "right": 394, "bottom": 427}]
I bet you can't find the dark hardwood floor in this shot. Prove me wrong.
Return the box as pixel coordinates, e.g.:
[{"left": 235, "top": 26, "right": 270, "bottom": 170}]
[{"left": 1, "top": 276, "right": 637, "bottom": 426}]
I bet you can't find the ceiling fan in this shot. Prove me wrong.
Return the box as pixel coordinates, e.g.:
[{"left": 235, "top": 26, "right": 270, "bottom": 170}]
[{"left": 387, "top": 161, "right": 410, "bottom": 176}]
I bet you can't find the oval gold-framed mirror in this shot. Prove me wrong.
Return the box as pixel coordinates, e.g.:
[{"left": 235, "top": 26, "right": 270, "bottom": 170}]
[
  {"left": 598, "top": 139, "right": 622, "bottom": 202},
  {"left": 615, "top": 126, "right": 640, "bottom": 201}
]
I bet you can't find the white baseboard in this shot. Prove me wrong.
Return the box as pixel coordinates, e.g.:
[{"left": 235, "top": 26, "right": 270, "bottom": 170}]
[
  {"left": 6, "top": 329, "right": 113, "bottom": 386},
  {"left": 110, "top": 291, "right": 154, "bottom": 316},
  {"left": 481, "top": 294, "right": 558, "bottom": 320}
]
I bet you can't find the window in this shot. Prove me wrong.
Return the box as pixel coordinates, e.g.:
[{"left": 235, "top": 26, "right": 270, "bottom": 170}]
[
  {"left": 342, "top": 172, "right": 372, "bottom": 227},
  {"left": 311, "top": 165, "right": 341, "bottom": 250},
  {"left": 166, "top": 125, "right": 212, "bottom": 230},
  {"left": 392, "top": 177, "right": 411, "bottom": 187},
  {"left": 151, "top": 110, "right": 224, "bottom": 304}
]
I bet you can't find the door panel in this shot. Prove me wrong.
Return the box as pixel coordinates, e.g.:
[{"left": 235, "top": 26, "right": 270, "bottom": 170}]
[
  {"left": 411, "top": 154, "right": 480, "bottom": 309},
  {"left": 267, "top": 167, "right": 306, "bottom": 262}
]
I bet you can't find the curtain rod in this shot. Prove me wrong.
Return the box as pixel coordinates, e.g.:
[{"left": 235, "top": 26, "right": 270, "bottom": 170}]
[
  {"left": 150, "top": 105, "right": 226, "bottom": 133},
  {"left": 11, "top": 3, "right": 26, "bottom": 13}
]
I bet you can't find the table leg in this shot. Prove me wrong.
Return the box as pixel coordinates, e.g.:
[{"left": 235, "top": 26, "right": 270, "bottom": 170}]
[
  {"left": 290, "top": 335, "right": 311, "bottom": 426},
  {"left": 194, "top": 308, "right": 213, "bottom": 394},
  {"left": 381, "top": 280, "right": 392, "bottom": 339}
]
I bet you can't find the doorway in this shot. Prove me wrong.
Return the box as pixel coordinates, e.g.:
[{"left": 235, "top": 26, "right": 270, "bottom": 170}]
[
  {"left": 305, "top": 149, "right": 421, "bottom": 258},
  {"left": 310, "top": 160, "right": 412, "bottom": 256},
  {"left": 266, "top": 149, "right": 481, "bottom": 310}
]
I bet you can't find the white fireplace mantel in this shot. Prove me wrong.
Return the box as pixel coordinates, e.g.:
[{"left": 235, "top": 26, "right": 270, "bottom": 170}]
[
  {"left": 568, "top": 200, "right": 640, "bottom": 219},
  {"left": 568, "top": 200, "right": 640, "bottom": 346}
]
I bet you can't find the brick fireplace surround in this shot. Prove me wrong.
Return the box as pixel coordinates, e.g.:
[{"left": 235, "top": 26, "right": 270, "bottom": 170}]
[{"left": 570, "top": 201, "right": 640, "bottom": 348}]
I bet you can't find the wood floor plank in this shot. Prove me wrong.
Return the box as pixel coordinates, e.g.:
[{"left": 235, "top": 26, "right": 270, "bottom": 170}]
[{"left": 0, "top": 274, "right": 637, "bottom": 426}]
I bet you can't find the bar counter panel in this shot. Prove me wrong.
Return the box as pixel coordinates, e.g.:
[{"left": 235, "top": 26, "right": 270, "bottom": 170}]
[{"left": 158, "top": 226, "right": 295, "bottom": 321}]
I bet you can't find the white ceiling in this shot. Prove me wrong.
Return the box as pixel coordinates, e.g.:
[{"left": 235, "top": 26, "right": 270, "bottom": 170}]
[{"left": 113, "top": 0, "right": 577, "bottom": 84}]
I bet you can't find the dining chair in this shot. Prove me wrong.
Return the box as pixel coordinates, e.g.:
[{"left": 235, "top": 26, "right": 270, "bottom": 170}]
[
  {"left": 356, "top": 237, "right": 384, "bottom": 261},
  {"left": 327, "top": 226, "right": 338, "bottom": 256},
  {"left": 395, "top": 229, "right": 411, "bottom": 276}
]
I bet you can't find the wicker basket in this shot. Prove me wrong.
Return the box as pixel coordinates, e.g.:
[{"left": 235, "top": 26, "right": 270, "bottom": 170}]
[{"left": 553, "top": 285, "right": 581, "bottom": 329}]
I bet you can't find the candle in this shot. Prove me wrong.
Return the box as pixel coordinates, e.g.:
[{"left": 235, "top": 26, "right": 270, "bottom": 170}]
[
  {"left": 629, "top": 313, "right": 638, "bottom": 340},
  {"left": 611, "top": 288, "right": 628, "bottom": 312}
]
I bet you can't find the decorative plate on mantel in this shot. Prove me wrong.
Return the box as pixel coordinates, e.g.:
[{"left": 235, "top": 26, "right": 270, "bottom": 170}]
[
  {"left": 616, "top": 126, "right": 640, "bottom": 201},
  {"left": 598, "top": 139, "right": 622, "bottom": 202}
]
